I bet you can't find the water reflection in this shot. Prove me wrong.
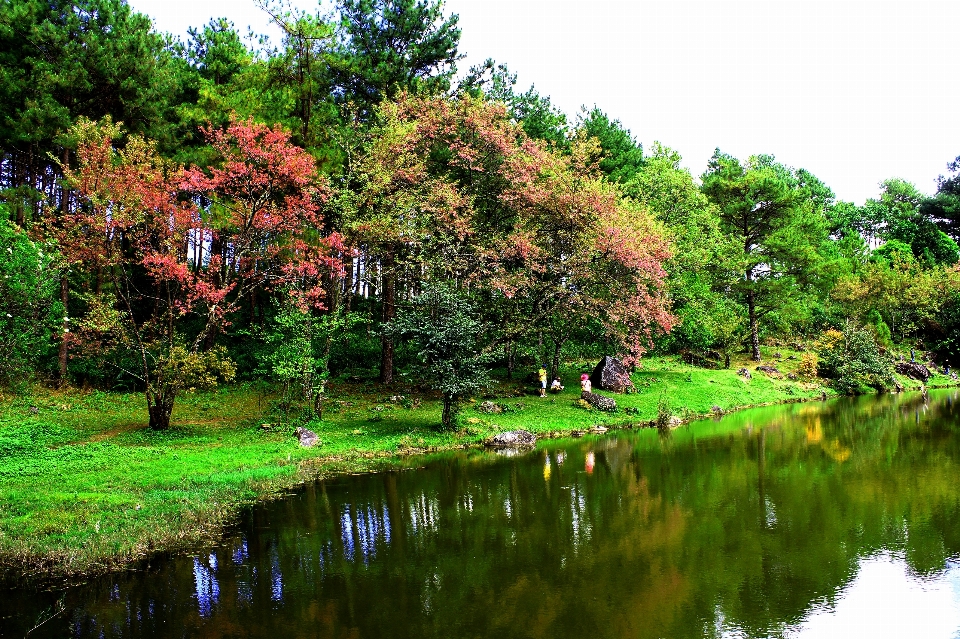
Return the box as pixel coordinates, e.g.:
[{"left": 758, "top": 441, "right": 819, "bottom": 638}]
[{"left": 6, "top": 391, "right": 960, "bottom": 638}]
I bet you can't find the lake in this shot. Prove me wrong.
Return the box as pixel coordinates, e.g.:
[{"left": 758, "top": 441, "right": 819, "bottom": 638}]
[{"left": 6, "top": 391, "right": 960, "bottom": 638}]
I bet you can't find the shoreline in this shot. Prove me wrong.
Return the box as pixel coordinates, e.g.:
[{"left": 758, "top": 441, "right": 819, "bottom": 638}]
[{"left": 1, "top": 355, "right": 953, "bottom": 588}]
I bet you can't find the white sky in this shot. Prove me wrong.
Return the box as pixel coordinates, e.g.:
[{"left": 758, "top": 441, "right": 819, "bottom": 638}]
[{"left": 132, "top": 0, "right": 960, "bottom": 205}]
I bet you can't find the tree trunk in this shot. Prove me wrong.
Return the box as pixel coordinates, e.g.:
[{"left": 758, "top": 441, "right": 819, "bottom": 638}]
[
  {"left": 441, "top": 393, "right": 455, "bottom": 430},
  {"left": 550, "top": 338, "right": 564, "bottom": 381},
  {"left": 379, "top": 251, "right": 396, "bottom": 384},
  {"left": 746, "top": 268, "right": 761, "bottom": 361},
  {"left": 146, "top": 385, "right": 176, "bottom": 430},
  {"left": 748, "top": 291, "right": 761, "bottom": 362},
  {"left": 506, "top": 341, "right": 514, "bottom": 380},
  {"left": 57, "top": 275, "right": 69, "bottom": 385}
]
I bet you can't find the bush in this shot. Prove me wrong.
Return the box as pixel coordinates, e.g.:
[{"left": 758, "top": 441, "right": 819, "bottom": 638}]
[
  {"left": 797, "top": 352, "right": 818, "bottom": 380},
  {"left": 817, "top": 322, "right": 894, "bottom": 394}
]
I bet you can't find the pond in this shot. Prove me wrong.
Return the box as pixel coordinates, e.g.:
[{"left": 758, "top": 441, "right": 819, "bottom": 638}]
[{"left": 6, "top": 391, "right": 960, "bottom": 638}]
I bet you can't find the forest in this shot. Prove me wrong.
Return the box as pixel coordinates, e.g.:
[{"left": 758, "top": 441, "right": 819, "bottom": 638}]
[{"left": 3, "top": 0, "right": 960, "bottom": 432}]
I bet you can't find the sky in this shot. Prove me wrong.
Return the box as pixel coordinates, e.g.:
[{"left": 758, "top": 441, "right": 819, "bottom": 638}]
[{"left": 131, "top": 0, "right": 960, "bottom": 205}]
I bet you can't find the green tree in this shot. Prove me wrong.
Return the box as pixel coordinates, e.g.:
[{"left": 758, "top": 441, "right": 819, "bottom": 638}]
[
  {"left": 458, "top": 59, "right": 569, "bottom": 149},
  {"left": 385, "top": 283, "right": 491, "bottom": 430},
  {"left": 0, "top": 214, "right": 63, "bottom": 387},
  {"left": 577, "top": 107, "right": 644, "bottom": 183},
  {"left": 701, "top": 151, "right": 829, "bottom": 361},
  {"left": 625, "top": 143, "right": 740, "bottom": 363},
  {"left": 0, "top": 0, "right": 183, "bottom": 223},
  {"left": 332, "top": 0, "right": 461, "bottom": 115}
]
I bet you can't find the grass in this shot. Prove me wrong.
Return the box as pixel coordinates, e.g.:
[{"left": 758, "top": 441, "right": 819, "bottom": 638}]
[{"left": 0, "top": 346, "right": 952, "bottom": 583}]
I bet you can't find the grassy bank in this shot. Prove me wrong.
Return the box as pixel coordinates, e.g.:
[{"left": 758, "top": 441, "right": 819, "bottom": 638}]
[{"left": 0, "top": 349, "right": 950, "bottom": 583}]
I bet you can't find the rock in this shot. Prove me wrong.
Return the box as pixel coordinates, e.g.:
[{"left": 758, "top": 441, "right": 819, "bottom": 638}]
[
  {"left": 486, "top": 429, "right": 537, "bottom": 448},
  {"left": 571, "top": 430, "right": 584, "bottom": 438},
  {"left": 294, "top": 426, "right": 320, "bottom": 448},
  {"left": 668, "top": 415, "right": 683, "bottom": 427},
  {"left": 710, "top": 405, "right": 723, "bottom": 414},
  {"left": 787, "top": 372, "right": 798, "bottom": 381},
  {"left": 581, "top": 390, "right": 617, "bottom": 412},
  {"left": 774, "top": 352, "right": 783, "bottom": 359},
  {"left": 895, "top": 361, "right": 931, "bottom": 382},
  {"left": 477, "top": 400, "right": 503, "bottom": 414},
  {"left": 756, "top": 365, "right": 780, "bottom": 374},
  {"left": 589, "top": 356, "right": 635, "bottom": 393},
  {"left": 589, "top": 425, "right": 608, "bottom": 434},
  {"left": 737, "top": 368, "right": 752, "bottom": 379}
]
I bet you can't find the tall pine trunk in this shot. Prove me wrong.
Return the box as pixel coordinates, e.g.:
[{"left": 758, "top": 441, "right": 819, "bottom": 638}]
[
  {"left": 379, "top": 251, "right": 396, "bottom": 384},
  {"left": 57, "top": 276, "right": 69, "bottom": 384},
  {"left": 748, "top": 290, "right": 761, "bottom": 362}
]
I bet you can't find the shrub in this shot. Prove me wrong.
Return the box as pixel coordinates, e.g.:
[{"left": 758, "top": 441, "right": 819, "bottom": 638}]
[
  {"left": 797, "top": 352, "right": 818, "bottom": 380},
  {"left": 817, "top": 322, "right": 894, "bottom": 394}
]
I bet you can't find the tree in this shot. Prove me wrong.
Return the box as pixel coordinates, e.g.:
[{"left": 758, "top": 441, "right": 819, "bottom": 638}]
[
  {"left": 61, "top": 117, "right": 338, "bottom": 429},
  {"left": 624, "top": 143, "right": 740, "bottom": 364},
  {"left": 927, "top": 156, "right": 960, "bottom": 242},
  {"left": 0, "top": 0, "right": 183, "bottom": 224},
  {"left": 701, "top": 151, "right": 829, "bottom": 361},
  {"left": 861, "top": 178, "right": 959, "bottom": 265},
  {"left": 386, "top": 283, "right": 491, "bottom": 429},
  {"left": 577, "top": 107, "right": 644, "bottom": 183},
  {"left": 332, "top": 0, "right": 461, "bottom": 115},
  {"left": 0, "top": 213, "right": 63, "bottom": 387},
  {"left": 458, "top": 59, "right": 568, "bottom": 149}
]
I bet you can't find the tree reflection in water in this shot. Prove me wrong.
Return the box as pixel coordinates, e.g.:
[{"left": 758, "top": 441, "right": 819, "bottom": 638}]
[{"left": 7, "top": 391, "right": 960, "bottom": 638}]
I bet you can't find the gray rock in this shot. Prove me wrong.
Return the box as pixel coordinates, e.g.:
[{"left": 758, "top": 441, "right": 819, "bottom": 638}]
[
  {"left": 477, "top": 400, "right": 503, "bottom": 414},
  {"left": 589, "top": 356, "right": 635, "bottom": 393},
  {"left": 294, "top": 426, "right": 320, "bottom": 448},
  {"left": 895, "top": 361, "right": 931, "bottom": 382},
  {"left": 737, "top": 368, "right": 752, "bottom": 379},
  {"left": 487, "top": 429, "right": 537, "bottom": 448},
  {"left": 756, "top": 365, "right": 780, "bottom": 374},
  {"left": 581, "top": 390, "right": 617, "bottom": 411}
]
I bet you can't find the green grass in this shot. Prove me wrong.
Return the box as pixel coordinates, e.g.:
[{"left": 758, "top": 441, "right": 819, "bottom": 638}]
[{"left": 0, "top": 347, "right": 952, "bottom": 582}]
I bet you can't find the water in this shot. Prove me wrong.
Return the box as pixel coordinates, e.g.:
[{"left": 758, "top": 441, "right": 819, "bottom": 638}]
[{"left": 6, "top": 391, "right": 960, "bottom": 638}]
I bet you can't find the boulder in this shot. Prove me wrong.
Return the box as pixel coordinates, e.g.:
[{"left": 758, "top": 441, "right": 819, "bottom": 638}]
[
  {"left": 486, "top": 429, "right": 537, "bottom": 448},
  {"left": 581, "top": 390, "right": 617, "bottom": 412},
  {"left": 756, "top": 365, "right": 780, "bottom": 374},
  {"left": 589, "top": 356, "right": 635, "bottom": 393},
  {"left": 895, "top": 361, "right": 931, "bottom": 382},
  {"left": 737, "top": 368, "right": 752, "bottom": 379},
  {"left": 477, "top": 400, "right": 503, "bottom": 414},
  {"left": 294, "top": 426, "right": 320, "bottom": 448}
]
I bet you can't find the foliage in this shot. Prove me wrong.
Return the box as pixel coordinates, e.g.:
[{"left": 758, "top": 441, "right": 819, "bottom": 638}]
[
  {"left": 0, "top": 216, "right": 62, "bottom": 387},
  {"left": 257, "top": 296, "right": 360, "bottom": 418},
  {"left": 385, "top": 283, "right": 492, "bottom": 429},
  {"left": 60, "top": 117, "right": 338, "bottom": 428},
  {"left": 333, "top": 0, "right": 461, "bottom": 113},
  {"left": 577, "top": 107, "right": 644, "bottom": 183},
  {"left": 701, "top": 151, "right": 831, "bottom": 361},
  {"left": 797, "top": 352, "right": 818, "bottom": 380},
  {"left": 816, "top": 323, "right": 894, "bottom": 394}
]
